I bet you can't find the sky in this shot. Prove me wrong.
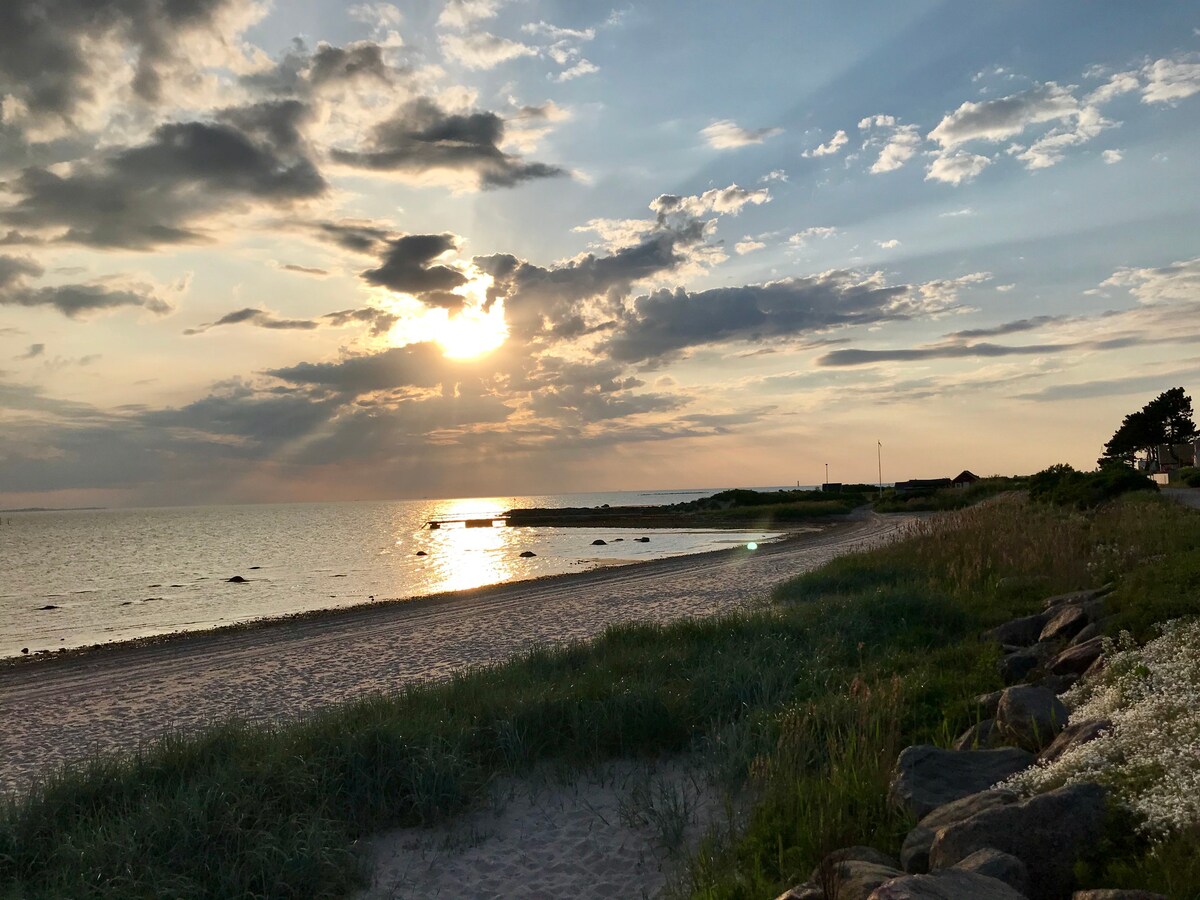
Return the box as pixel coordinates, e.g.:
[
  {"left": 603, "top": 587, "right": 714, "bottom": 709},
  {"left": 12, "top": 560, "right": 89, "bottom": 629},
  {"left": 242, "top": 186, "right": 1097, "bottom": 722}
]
[{"left": 1, "top": 0, "right": 1199, "bottom": 508}]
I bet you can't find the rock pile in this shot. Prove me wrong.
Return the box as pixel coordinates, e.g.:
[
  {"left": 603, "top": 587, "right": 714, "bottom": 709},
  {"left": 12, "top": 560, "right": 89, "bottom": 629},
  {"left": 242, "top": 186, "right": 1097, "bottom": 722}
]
[{"left": 773, "top": 583, "right": 1166, "bottom": 900}]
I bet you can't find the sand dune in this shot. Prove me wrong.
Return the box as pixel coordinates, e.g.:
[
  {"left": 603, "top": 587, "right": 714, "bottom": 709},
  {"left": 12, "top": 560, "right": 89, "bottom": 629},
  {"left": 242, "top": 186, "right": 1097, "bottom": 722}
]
[{"left": 0, "top": 513, "right": 910, "bottom": 795}]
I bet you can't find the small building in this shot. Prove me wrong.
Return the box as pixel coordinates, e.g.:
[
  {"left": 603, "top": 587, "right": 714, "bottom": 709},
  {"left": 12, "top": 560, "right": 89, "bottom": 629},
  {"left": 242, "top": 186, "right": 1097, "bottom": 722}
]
[
  {"left": 1156, "top": 443, "right": 1195, "bottom": 472},
  {"left": 952, "top": 470, "right": 980, "bottom": 488},
  {"left": 821, "top": 482, "right": 843, "bottom": 493}
]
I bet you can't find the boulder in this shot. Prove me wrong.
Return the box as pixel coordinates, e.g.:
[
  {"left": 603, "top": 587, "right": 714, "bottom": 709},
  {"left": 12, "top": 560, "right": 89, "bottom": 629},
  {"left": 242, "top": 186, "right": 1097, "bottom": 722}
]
[
  {"left": 995, "top": 685, "right": 1069, "bottom": 752},
  {"left": 227, "top": 575, "right": 247, "bottom": 583},
  {"left": 1072, "top": 892, "right": 1168, "bottom": 899},
  {"left": 1040, "top": 604, "right": 1089, "bottom": 643},
  {"left": 975, "top": 691, "right": 1004, "bottom": 718},
  {"left": 890, "top": 746, "right": 1034, "bottom": 820},
  {"left": 591, "top": 539, "right": 607, "bottom": 546},
  {"left": 415, "top": 551, "right": 428, "bottom": 556},
  {"left": 1033, "top": 673, "right": 1078, "bottom": 695},
  {"left": 955, "top": 848, "right": 1030, "bottom": 895},
  {"left": 811, "top": 846, "right": 900, "bottom": 882},
  {"left": 518, "top": 551, "right": 537, "bottom": 558},
  {"left": 774, "top": 884, "right": 822, "bottom": 900},
  {"left": 635, "top": 536, "right": 650, "bottom": 542},
  {"left": 929, "top": 782, "right": 1107, "bottom": 900},
  {"left": 1039, "top": 719, "right": 1112, "bottom": 765},
  {"left": 901, "top": 789, "right": 1020, "bottom": 874},
  {"left": 953, "top": 720, "right": 1005, "bottom": 751},
  {"left": 1043, "top": 585, "right": 1113, "bottom": 610},
  {"left": 999, "top": 651, "right": 1039, "bottom": 685},
  {"left": 38, "top": 604, "right": 60, "bottom": 610},
  {"left": 819, "top": 860, "right": 905, "bottom": 900},
  {"left": 984, "top": 612, "right": 1050, "bottom": 647},
  {"left": 1082, "top": 597, "right": 1109, "bottom": 622},
  {"left": 1071, "top": 622, "right": 1103, "bottom": 646},
  {"left": 1049, "top": 637, "right": 1105, "bottom": 676},
  {"left": 1000, "top": 641, "right": 1057, "bottom": 684},
  {"left": 868, "top": 869, "right": 1028, "bottom": 899}
]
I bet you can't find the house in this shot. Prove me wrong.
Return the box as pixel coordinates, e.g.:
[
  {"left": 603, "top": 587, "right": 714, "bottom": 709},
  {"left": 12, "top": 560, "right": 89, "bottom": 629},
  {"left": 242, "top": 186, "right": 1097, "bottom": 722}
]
[
  {"left": 1156, "top": 444, "right": 1195, "bottom": 472},
  {"left": 952, "top": 470, "right": 980, "bottom": 488}
]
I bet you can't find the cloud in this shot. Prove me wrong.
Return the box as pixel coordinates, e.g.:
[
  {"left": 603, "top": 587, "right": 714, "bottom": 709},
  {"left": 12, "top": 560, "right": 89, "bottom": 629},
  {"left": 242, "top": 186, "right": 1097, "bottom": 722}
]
[
  {"left": 649, "top": 184, "right": 771, "bottom": 218},
  {"left": 1140, "top": 54, "right": 1200, "bottom": 104},
  {"left": 1101, "top": 257, "right": 1200, "bottom": 305},
  {"left": 438, "top": 0, "right": 502, "bottom": 30},
  {"left": 281, "top": 263, "right": 330, "bottom": 276},
  {"left": 361, "top": 233, "right": 469, "bottom": 303},
  {"left": 329, "top": 96, "right": 565, "bottom": 189},
  {"left": 321, "top": 306, "right": 399, "bottom": 336},
  {"left": 312, "top": 220, "right": 396, "bottom": 254},
  {"left": 925, "top": 150, "right": 992, "bottom": 185},
  {"left": 183, "top": 308, "right": 319, "bottom": 335},
  {"left": 1102, "top": 149, "right": 1124, "bottom": 164},
  {"left": 928, "top": 83, "right": 1081, "bottom": 148},
  {"left": 876, "top": 239, "right": 901, "bottom": 249},
  {"left": 265, "top": 342, "right": 451, "bottom": 394},
  {"left": 17, "top": 343, "right": 45, "bottom": 359},
  {"left": 554, "top": 59, "right": 599, "bottom": 81},
  {"left": 701, "top": 119, "right": 783, "bottom": 149},
  {"left": 1, "top": 102, "right": 325, "bottom": 248},
  {"left": 0, "top": 254, "right": 173, "bottom": 317},
  {"left": 735, "top": 239, "right": 765, "bottom": 255},
  {"left": 759, "top": 169, "right": 788, "bottom": 183},
  {"left": 866, "top": 123, "right": 922, "bottom": 174},
  {"left": 803, "top": 129, "right": 848, "bottom": 157},
  {"left": 817, "top": 341, "right": 1075, "bottom": 367},
  {"left": 439, "top": 32, "right": 537, "bottom": 69},
  {"left": 602, "top": 268, "right": 978, "bottom": 363},
  {"left": 0, "top": 0, "right": 266, "bottom": 138},
  {"left": 939, "top": 208, "right": 975, "bottom": 217},
  {"left": 942, "top": 315, "right": 1064, "bottom": 340},
  {"left": 788, "top": 227, "right": 838, "bottom": 247}
]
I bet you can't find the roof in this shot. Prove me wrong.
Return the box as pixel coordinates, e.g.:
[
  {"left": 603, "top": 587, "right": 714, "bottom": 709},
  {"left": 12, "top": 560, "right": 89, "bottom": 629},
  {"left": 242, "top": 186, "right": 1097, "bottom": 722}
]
[{"left": 953, "top": 470, "right": 980, "bottom": 482}]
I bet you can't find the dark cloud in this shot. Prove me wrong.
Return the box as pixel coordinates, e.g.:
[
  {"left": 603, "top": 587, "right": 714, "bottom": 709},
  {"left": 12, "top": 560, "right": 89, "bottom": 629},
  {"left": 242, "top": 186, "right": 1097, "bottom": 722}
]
[
  {"left": 17, "top": 342, "right": 45, "bottom": 359},
  {"left": 265, "top": 342, "right": 451, "bottom": 394},
  {"left": 0, "top": 256, "right": 172, "bottom": 317},
  {"left": 1018, "top": 369, "right": 1200, "bottom": 403},
  {"left": 321, "top": 307, "right": 399, "bottom": 336},
  {"left": 362, "top": 234, "right": 468, "bottom": 297},
  {"left": 309, "top": 41, "right": 392, "bottom": 88},
  {"left": 1, "top": 102, "right": 326, "bottom": 248},
  {"left": 183, "top": 308, "right": 319, "bottom": 335},
  {"left": 478, "top": 220, "right": 709, "bottom": 340},
  {"left": 942, "top": 315, "right": 1065, "bottom": 340},
  {"left": 0, "top": 0, "right": 249, "bottom": 127},
  {"left": 313, "top": 220, "right": 395, "bottom": 254},
  {"left": 281, "top": 263, "right": 329, "bottom": 276},
  {"left": 603, "top": 271, "right": 914, "bottom": 363},
  {"left": 330, "top": 97, "right": 566, "bottom": 189},
  {"left": 817, "top": 342, "right": 1069, "bottom": 366}
]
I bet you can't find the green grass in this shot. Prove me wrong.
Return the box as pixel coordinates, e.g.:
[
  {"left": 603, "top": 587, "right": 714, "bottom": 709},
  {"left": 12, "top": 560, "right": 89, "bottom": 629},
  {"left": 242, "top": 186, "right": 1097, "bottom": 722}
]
[{"left": 3, "top": 493, "right": 1200, "bottom": 899}]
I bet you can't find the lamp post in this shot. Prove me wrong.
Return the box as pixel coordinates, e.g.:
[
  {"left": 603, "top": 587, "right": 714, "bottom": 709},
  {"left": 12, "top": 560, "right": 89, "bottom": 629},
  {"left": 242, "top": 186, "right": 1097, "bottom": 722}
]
[
  {"left": 825, "top": 462, "right": 829, "bottom": 487},
  {"left": 878, "top": 441, "right": 883, "bottom": 497}
]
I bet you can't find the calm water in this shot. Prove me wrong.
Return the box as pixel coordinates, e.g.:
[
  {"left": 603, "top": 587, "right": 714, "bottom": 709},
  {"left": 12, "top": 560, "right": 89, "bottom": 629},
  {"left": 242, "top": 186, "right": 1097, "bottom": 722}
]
[{"left": 0, "top": 489, "right": 793, "bottom": 658}]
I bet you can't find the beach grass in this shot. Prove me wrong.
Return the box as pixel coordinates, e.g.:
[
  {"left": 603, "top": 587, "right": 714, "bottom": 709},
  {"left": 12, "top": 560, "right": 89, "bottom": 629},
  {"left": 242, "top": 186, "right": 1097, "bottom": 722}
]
[{"left": 2, "top": 493, "right": 1199, "bottom": 899}]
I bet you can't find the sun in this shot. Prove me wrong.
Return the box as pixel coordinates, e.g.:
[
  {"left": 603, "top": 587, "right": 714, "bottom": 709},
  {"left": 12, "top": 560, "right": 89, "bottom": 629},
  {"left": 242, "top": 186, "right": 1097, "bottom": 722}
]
[{"left": 435, "top": 303, "right": 508, "bottom": 359}]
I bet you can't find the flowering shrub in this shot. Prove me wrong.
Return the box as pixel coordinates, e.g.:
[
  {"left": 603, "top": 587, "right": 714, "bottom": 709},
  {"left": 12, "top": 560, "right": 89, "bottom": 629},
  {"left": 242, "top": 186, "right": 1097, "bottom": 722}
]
[{"left": 1003, "top": 617, "right": 1200, "bottom": 837}]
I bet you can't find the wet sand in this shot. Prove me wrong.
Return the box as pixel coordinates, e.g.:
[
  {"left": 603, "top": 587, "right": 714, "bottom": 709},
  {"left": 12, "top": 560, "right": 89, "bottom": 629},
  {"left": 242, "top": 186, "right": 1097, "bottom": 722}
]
[{"left": 0, "top": 513, "right": 911, "bottom": 795}]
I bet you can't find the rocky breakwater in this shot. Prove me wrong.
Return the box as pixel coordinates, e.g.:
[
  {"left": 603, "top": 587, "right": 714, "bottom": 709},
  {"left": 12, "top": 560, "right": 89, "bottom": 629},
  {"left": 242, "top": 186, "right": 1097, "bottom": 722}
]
[{"left": 773, "top": 584, "right": 1166, "bottom": 900}]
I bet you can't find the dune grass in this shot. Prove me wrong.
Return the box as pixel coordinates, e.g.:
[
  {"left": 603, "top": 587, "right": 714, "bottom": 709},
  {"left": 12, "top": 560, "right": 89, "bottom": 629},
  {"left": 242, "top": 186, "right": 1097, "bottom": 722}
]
[{"left": 2, "top": 494, "right": 1199, "bottom": 899}]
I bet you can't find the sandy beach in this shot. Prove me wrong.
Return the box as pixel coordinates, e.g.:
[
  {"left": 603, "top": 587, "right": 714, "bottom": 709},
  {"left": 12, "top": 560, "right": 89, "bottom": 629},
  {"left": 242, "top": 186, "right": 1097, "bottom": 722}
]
[{"left": 0, "top": 513, "right": 910, "bottom": 796}]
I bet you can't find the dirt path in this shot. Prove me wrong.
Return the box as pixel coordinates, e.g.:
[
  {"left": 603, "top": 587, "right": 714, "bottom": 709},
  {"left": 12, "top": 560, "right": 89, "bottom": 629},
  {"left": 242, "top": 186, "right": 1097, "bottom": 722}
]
[{"left": 0, "top": 513, "right": 911, "bottom": 795}]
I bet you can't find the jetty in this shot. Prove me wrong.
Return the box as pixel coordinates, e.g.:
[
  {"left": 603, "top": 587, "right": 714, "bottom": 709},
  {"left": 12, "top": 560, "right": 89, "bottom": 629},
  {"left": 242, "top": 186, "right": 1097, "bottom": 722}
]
[{"left": 424, "top": 517, "right": 509, "bottom": 529}]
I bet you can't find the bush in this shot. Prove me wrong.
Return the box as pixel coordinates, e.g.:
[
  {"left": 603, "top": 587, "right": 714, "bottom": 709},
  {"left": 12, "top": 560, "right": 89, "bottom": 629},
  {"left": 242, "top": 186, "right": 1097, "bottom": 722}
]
[{"left": 1029, "top": 463, "right": 1157, "bottom": 509}]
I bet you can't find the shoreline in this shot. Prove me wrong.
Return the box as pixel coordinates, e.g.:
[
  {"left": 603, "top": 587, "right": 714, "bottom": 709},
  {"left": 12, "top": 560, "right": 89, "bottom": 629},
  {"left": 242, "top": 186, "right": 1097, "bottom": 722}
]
[
  {"left": 0, "top": 512, "right": 908, "bottom": 794},
  {"left": 0, "top": 521, "right": 826, "bottom": 672}
]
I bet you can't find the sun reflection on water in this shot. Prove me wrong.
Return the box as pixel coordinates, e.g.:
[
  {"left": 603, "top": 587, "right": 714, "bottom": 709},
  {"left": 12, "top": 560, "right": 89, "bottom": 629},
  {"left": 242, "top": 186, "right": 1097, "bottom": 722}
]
[{"left": 416, "top": 498, "right": 515, "bottom": 594}]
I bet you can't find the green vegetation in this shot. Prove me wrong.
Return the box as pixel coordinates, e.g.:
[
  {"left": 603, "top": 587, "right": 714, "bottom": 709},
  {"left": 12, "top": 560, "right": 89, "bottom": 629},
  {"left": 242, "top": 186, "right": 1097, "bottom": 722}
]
[
  {"left": 3, "top": 494, "right": 1199, "bottom": 899},
  {"left": 673, "top": 487, "right": 877, "bottom": 520},
  {"left": 871, "top": 475, "right": 1026, "bottom": 512},
  {"left": 1029, "top": 462, "right": 1158, "bottom": 509},
  {"left": 1101, "top": 386, "right": 1197, "bottom": 470}
]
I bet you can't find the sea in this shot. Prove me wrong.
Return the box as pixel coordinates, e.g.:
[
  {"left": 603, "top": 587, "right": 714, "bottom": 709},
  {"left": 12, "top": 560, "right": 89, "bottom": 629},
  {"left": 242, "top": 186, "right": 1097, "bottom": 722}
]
[{"left": 0, "top": 487, "right": 804, "bottom": 659}]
